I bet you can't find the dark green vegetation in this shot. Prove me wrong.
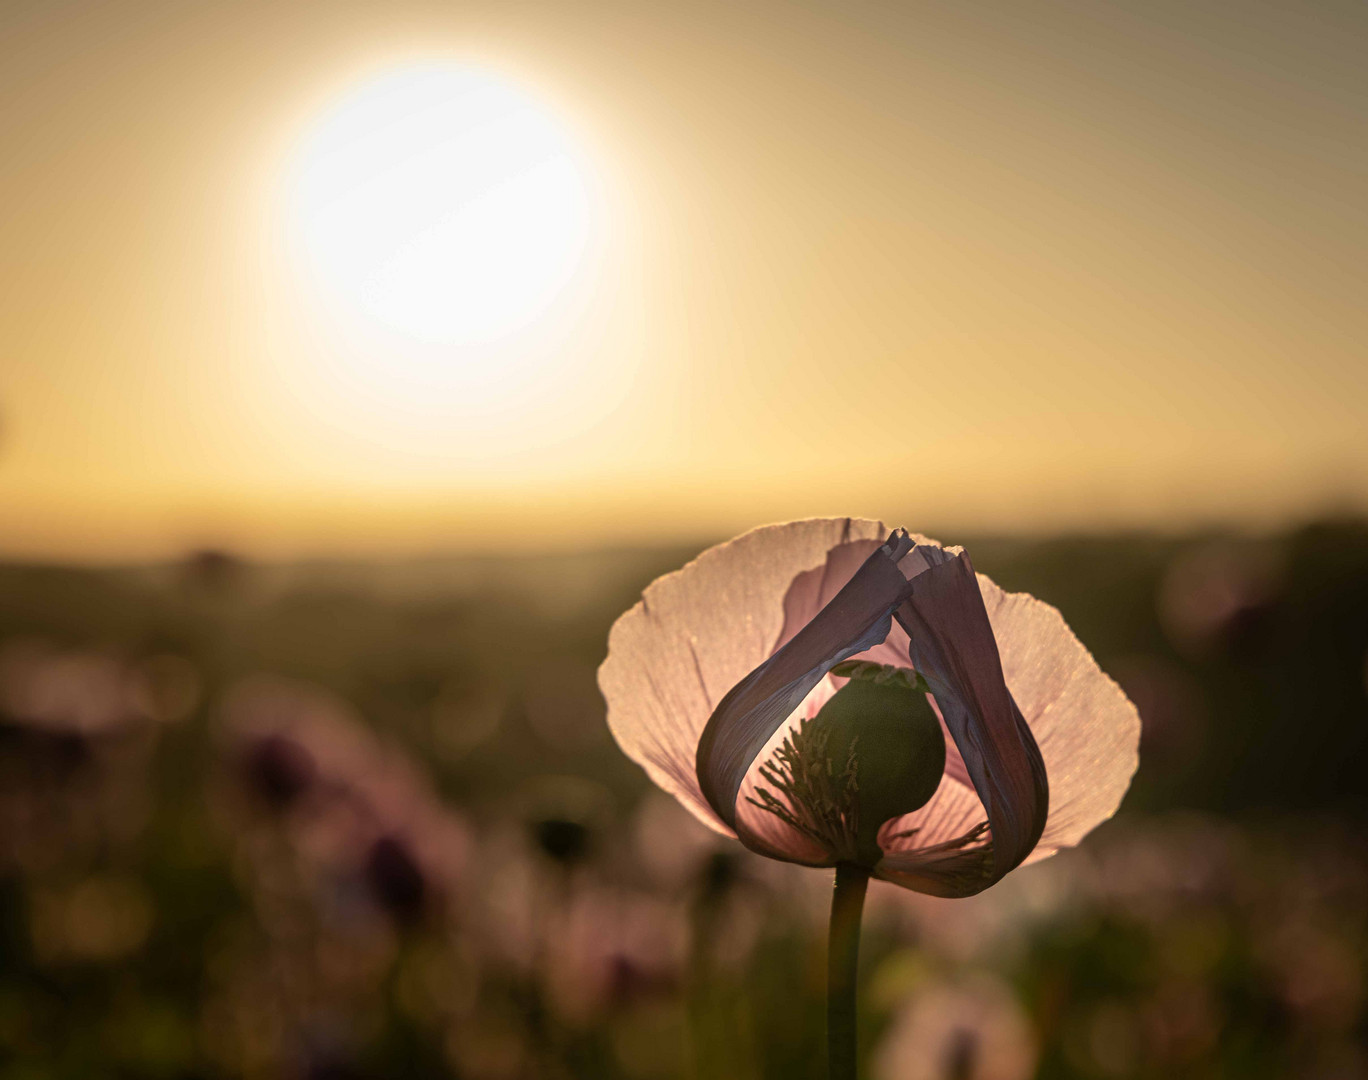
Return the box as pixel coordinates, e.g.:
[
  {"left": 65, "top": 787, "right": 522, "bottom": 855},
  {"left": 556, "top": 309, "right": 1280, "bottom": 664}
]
[{"left": 0, "top": 519, "right": 1364, "bottom": 1079}]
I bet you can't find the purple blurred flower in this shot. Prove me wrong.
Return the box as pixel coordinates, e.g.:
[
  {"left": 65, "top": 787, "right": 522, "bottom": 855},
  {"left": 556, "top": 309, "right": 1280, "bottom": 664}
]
[
  {"left": 0, "top": 638, "right": 172, "bottom": 873},
  {"left": 218, "top": 676, "right": 470, "bottom": 925},
  {"left": 543, "top": 883, "right": 685, "bottom": 1023}
]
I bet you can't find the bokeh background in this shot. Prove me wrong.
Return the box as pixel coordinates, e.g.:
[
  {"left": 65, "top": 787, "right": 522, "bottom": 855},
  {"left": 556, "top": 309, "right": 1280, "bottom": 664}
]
[{"left": 2, "top": 2, "right": 1366, "bottom": 1078}]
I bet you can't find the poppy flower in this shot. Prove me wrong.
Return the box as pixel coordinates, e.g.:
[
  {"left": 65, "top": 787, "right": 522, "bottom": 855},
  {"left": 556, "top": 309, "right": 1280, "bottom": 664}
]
[{"left": 599, "top": 518, "right": 1140, "bottom": 1076}]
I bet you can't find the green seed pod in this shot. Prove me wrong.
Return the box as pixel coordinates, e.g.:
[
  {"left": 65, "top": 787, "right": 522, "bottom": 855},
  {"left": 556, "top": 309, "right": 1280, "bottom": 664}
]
[{"left": 812, "top": 664, "right": 946, "bottom": 867}]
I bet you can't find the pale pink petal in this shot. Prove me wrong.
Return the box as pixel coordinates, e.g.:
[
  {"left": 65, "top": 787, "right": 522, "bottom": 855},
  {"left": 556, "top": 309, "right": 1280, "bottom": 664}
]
[
  {"left": 774, "top": 539, "right": 884, "bottom": 651},
  {"left": 734, "top": 784, "right": 832, "bottom": 865},
  {"left": 733, "top": 675, "right": 842, "bottom": 865},
  {"left": 978, "top": 577, "right": 1141, "bottom": 863},
  {"left": 598, "top": 517, "right": 891, "bottom": 836},
  {"left": 874, "top": 837, "right": 993, "bottom": 899},
  {"left": 874, "top": 752, "right": 997, "bottom": 899},
  {"left": 878, "top": 775, "right": 986, "bottom": 853}
]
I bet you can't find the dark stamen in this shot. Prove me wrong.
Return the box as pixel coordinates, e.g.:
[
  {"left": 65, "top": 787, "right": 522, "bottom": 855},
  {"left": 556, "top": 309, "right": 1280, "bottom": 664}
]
[{"left": 745, "top": 715, "right": 862, "bottom": 863}]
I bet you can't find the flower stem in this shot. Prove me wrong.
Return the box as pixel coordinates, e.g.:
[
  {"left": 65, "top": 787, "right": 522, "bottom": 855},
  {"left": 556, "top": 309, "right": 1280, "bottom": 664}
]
[{"left": 828, "top": 861, "right": 870, "bottom": 1080}]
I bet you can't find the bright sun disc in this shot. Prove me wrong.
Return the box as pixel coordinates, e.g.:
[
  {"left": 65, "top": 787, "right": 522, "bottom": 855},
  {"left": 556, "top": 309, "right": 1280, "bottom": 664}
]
[{"left": 286, "top": 63, "right": 596, "bottom": 345}]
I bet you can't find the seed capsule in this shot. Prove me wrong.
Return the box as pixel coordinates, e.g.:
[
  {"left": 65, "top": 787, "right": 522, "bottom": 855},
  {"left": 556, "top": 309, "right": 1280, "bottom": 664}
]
[{"left": 812, "top": 664, "right": 946, "bottom": 867}]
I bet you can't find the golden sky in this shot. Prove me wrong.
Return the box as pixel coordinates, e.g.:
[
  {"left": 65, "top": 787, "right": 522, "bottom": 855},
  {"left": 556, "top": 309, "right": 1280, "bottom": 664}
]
[{"left": 2, "top": 0, "right": 1366, "bottom": 561}]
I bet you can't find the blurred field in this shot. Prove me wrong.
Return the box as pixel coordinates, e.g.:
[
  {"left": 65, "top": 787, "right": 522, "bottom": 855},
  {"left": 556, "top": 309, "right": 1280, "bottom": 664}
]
[{"left": 1, "top": 519, "right": 1365, "bottom": 1080}]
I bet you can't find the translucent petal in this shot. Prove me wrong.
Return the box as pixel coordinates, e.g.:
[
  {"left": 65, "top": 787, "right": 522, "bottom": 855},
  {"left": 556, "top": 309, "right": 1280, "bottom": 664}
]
[
  {"left": 977, "top": 575, "right": 1141, "bottom": 862},
  {"left": 598, "top": 517, "right": 892, "bottom": 836}
]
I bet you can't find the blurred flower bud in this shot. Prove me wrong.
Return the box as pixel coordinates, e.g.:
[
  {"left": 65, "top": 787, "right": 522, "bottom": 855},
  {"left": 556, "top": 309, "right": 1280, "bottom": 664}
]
[
  {"left": 243, "top": 733, "right": 317, "bottom": 810},
  {"left": 365, "top": 834, "right": 428, "bottom": 925},
  {"left": 532, "top": 818, "right": 591, "bottom": 866},
  {"left": 512, "top": 775, "right": 613, "bottom": 870}
]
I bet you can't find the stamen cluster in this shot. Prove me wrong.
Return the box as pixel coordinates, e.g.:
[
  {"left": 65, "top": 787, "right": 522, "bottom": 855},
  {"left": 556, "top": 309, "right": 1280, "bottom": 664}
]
[
  {"left": 746, "top": 660, "right": 949, "bottom": 867},
  {"left": 746, "top": 715, "right": 864, "bottom": 864}
]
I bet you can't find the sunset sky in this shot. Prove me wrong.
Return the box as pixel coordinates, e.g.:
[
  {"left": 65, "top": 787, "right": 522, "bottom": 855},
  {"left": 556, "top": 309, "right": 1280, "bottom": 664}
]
[{"left": 2, "top": 0, "right": 1365, "bottom": 561}]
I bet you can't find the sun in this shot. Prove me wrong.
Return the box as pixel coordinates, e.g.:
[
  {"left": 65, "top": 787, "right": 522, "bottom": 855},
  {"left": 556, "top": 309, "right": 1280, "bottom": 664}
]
[{"left": 284, "top": 62, "right": 597, "bottom": 346}]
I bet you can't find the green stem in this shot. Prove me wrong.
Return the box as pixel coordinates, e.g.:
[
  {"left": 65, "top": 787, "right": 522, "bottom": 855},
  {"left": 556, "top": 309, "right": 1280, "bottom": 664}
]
[{"left": 827, "top": 862, "right": 870, "bottom": 1080}]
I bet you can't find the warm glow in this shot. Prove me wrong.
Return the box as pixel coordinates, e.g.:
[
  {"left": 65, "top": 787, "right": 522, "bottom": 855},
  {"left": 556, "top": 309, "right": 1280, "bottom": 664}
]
[
  {"left": 284, "top": 63, "right": 596, "bottom": 346},
  {"left": 2, "top": 5, "right": 1365, "bottom": 561}
]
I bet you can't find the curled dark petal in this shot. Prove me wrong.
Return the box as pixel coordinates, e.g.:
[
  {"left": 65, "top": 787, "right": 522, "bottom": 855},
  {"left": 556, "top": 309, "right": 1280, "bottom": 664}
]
[{"left": 885, "top": 551, "right": 1049, "bottom": 895}]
